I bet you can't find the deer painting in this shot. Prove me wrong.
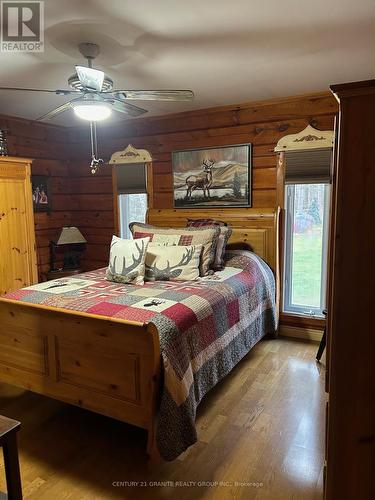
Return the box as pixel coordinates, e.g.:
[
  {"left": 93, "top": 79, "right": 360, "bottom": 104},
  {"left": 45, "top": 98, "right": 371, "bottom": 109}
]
[{"left": 185, "top": 159, "right": 215, "bottom": 200}]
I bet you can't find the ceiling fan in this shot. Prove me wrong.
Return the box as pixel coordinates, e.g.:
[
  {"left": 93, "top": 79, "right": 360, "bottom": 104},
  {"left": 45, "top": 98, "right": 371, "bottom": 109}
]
[{"left": 0, "top": 42, "right": 194, "bottom": 122}]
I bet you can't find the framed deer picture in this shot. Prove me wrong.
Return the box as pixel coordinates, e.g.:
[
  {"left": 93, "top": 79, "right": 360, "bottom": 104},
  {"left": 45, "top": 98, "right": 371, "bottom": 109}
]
[{"left": 172, "top": 143, "right": 252, "bottom": 208}]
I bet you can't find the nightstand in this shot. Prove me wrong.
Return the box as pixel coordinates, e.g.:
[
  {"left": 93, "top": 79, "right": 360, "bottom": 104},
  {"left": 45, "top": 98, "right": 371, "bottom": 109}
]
[{"left": 46, "top": 269, "right": 82, "bottom": 281}]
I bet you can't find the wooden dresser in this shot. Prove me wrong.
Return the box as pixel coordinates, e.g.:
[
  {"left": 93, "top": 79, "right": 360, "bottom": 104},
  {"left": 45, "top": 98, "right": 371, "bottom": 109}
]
[{"left": 0, "top": 157, "right": 37, "bottom": 294}]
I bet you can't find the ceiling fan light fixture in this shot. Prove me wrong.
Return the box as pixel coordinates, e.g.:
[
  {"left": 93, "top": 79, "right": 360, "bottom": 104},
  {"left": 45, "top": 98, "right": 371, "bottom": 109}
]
[{"left": 73, "top": 102, "right": 111, "bottom": 121}]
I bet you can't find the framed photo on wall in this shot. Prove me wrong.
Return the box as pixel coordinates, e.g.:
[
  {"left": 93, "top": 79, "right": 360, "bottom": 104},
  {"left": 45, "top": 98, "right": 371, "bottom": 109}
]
[
  {"left": 31, "top": 175, "right": 52, "bottom": 212},
  {"left": 172, "top": 143, "right": 252, "bottom": 208}
]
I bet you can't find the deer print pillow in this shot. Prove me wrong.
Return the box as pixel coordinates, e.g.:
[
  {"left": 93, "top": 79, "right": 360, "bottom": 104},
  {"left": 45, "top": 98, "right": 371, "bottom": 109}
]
[
  {"left": 145, "top": 243, "right": 202, "bottom": 281},
  {"left": 106, "top": 236, "right": 150, "bottom": 285}
]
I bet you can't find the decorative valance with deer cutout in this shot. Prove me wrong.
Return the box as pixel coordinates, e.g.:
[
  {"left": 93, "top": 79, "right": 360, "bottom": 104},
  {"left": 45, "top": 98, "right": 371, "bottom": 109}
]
[
  {"left": 109, "top": 144, "right": 152, "bottom": 164},
  {"left": 274, "top": 125, "right": 334, "bottom": 152},
  {"left": 110, "top": 144, "right": 153, "bottom": 195},
  {"left": 275, "top": 125, "right": 334, "bottom": 184}
]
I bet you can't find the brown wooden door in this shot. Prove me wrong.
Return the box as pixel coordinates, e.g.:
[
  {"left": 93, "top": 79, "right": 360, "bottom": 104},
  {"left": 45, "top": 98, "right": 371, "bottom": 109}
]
[{"left": 0, "top": 158, "right": 37, "bottom": 294}]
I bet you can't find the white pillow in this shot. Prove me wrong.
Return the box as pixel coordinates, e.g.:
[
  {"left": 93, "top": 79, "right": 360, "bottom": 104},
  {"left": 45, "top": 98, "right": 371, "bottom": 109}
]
[
  {"left": 106, "top": 236, "right": 150, "bottom": 285},
  {"left": 145, "top": 243, "right": 202, "bottom": 281}
]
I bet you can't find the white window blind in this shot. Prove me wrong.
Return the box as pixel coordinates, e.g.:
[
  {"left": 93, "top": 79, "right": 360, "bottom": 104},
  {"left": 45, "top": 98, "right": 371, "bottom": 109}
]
[
  {"left": 284, "top": 148, "right": 332, "bottom": 184},
  {"left": 115, "top": 163, "right": 147, "bottom": 194},
  {"left": 119, "top": 193, "right": 148, "bottom": 239}
]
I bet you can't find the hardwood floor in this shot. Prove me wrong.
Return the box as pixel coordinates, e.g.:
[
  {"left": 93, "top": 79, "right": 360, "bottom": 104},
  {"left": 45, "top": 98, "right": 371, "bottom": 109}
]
[{"left": 0, "top": 338, "right": 325, "bottom": 499}]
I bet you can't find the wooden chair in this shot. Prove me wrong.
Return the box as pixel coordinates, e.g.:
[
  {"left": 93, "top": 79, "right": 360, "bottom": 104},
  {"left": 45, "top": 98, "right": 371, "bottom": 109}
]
[
  {"left": 316, "top": 309, "right": 327, "bottom": 362},
  {"left": 0, "top": 415, "right": 22, "bottom": 500}
]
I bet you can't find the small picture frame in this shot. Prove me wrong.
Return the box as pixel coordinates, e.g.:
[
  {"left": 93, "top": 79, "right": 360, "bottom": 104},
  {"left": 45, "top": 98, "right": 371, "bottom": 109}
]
[
  {"left": 172, "top": 143, "right": 252, "bottom": 208},
  {"left": 31, "top": 175, "right": 52, "bottom": 212}
]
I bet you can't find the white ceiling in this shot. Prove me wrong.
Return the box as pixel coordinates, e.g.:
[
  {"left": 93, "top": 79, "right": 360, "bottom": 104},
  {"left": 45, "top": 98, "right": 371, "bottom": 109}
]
[{"left": 0, "top": 0, "right": 374, "bottom": 126}]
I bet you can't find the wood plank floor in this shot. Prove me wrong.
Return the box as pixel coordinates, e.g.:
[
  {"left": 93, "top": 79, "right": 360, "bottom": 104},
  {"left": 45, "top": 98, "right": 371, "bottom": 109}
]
[{"left": 0, "top": 338, "right": 326, "bottom": 499}]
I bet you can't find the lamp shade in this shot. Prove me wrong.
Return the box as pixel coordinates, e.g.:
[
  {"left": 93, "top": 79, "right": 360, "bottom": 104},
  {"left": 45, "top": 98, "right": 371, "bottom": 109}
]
[
  {"left": 57, "top": 227, "right": 87, "bottom": 245},
  {"left": 73, "top": 103, "right": 111, "bottom": 121}
]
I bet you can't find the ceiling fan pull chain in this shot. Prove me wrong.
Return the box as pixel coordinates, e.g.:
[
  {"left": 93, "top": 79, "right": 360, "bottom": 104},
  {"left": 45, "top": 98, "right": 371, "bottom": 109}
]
[
  {"left": 89, "top": 121, "right": 103, "bottom": 175},
  {"left": 90, "top": 121, "right": 97, "bottom": 157}
]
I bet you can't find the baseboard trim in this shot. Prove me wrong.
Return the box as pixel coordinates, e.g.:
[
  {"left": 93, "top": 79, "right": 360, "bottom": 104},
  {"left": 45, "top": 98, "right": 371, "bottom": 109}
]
[{"left": 279, "top": 325, "right": 323, "bottom": 343}]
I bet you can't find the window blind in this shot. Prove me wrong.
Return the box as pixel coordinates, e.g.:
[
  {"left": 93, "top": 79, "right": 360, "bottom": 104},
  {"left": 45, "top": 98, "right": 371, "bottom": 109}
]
[
  {"left": 284, "top": 148, "right": 332, "bottom": 184},
  {"left": 115, "top": 163, "right": 147, "bottom": 194}
]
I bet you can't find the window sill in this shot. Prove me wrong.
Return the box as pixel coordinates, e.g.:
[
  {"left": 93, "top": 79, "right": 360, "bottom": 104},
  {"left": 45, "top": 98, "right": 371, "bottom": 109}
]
[{"left": 280, "top": 312, "right": 325, "bottom": 330}]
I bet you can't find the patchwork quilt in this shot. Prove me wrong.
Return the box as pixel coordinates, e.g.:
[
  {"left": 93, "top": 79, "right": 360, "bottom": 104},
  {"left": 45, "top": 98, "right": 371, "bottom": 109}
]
[{"left": 5, "top": 250, "right": 276, "bottom": 460}]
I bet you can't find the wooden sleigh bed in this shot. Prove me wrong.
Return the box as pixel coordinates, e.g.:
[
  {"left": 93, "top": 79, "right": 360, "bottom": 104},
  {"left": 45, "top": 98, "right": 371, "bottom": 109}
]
[{"left": 0, "top": 207, "right": 280, "bottom": 459}]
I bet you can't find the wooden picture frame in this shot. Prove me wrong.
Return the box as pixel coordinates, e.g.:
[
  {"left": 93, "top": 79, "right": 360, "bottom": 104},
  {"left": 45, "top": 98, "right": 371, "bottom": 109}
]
[
  {"left": 172, "top": 143, "right": 252, "bottom": 208},
  {"left": 31, "top": 175, "right": 51, "bottom": 212}
]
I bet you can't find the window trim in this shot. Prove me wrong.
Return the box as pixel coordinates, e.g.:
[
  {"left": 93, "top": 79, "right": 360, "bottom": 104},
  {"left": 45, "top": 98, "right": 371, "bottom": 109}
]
[
  {"left": 283, "top": 183, "right": 330, "bottom": 319},
  {"left": 112, "top": 162, "right": 152, "bottom": 237}
]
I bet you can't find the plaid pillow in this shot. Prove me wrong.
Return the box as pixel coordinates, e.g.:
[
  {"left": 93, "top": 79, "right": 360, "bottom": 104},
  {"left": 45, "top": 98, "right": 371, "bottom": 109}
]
[
  {"left": 187, "top": 219, "right": 232, "bottom": 270},
  {"left": 187, "top": 218, "right": 228, "bottom": 227},
  {"left": 129, "top": 222, "right": 220, "bottom": 276}
]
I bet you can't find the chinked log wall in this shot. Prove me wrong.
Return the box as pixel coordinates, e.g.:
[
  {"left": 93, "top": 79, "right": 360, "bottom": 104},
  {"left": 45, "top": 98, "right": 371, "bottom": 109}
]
[{"left": 0, "top": 92, "right": 338, "bottom": 278}]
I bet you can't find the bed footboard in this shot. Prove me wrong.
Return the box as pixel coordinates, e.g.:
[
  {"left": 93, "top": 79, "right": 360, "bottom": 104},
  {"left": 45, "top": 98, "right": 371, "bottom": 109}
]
[{"left": 0, "top": 298, "right": 161, "bottom": 456}]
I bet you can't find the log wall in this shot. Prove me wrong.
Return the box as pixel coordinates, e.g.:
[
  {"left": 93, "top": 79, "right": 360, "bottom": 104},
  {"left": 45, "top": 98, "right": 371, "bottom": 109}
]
[
  {"left": 1, "top": 92, "right": 338, "bottom": 274},
  {"left": 68, "top": 91, "right": 338, "bottom": 271}
]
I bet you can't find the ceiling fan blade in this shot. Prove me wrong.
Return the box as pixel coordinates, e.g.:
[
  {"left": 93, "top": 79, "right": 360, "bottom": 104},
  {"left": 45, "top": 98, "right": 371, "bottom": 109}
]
[
  {"left": 55, "top": 89, "right": 81, "bottom": 95},
  {"left": 76, "top": 66, "right": 104, "bottom": 92},
  {"left": 36, "top": 98, "right": 82, "bottom": 121},
  {"left": 0, "top": 86, "right": 59, "bottom": 93},
  {"left": 0, "top": 86, "right": 80, "bottom": 96},
  {"left": 101, "top": 96, "right": 148, "bottom": 117},
  {"left": 111, "top": 90, "right": 194, "bottom": 101}
]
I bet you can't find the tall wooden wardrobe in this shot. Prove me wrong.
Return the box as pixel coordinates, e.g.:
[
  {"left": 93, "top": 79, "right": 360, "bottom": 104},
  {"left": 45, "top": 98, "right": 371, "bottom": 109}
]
[
  {"left": 0, "top": 157, "right": 37, "bottom": 294},
  {"left": 325, "top": 80, "right": 375, "bottom": 499}
]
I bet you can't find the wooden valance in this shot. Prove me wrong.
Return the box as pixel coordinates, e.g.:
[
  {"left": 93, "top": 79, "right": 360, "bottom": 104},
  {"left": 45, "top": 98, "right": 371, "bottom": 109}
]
[
  {"left": 274, "top": 125, "right": 334, "bottom": 152},
  {"left": 109, "top": 144, "right": 152, "bottom": 165}
]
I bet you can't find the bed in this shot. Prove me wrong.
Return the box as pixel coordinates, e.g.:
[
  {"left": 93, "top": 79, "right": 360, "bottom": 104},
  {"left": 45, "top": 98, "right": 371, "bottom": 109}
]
[{"left": 0, "top": 207, "right": 280, "bottom": 460}]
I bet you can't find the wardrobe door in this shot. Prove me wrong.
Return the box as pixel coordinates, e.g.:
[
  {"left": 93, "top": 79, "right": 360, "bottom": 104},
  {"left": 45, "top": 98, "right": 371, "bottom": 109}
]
[
  {"left": 325, "top": 80, "right": 375, "bottom": 499},
  {"left": 0, "top": 159, "right": 37, "bottom": 294}
]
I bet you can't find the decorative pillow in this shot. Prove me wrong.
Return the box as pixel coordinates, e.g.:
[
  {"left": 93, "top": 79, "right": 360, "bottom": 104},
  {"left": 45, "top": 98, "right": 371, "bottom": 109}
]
[
  {"left": 186, "top": 218, "right": 228, "bottom": 227},
  {"left": 129, "top": 222, "right": 220, "bottom": 276},
  {"left": 145, "top": 243, "right": 202, "bottom": 281},
  {"left": 187, "top": 219, "right": 232, "bottom": 270},
  {"left": 106, "top": 235, "right": 150, "bottom": 285}
]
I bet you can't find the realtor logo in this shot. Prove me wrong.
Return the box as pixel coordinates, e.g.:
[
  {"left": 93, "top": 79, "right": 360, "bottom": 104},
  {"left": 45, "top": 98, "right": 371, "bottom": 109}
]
[{"left": 1, "top": 1, "right": 44, "bottom": 52}]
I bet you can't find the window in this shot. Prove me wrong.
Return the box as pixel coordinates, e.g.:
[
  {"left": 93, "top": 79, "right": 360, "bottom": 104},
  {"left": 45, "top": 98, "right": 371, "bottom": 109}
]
[
  {"left": 283, "top": 183, "right": 330, "bottom": 317},
  {"left": 114, "top": 162, "right": 148, "bottom": 238},
  {"left": 118, "top": 193, "right": 148, "bottom": 239}
]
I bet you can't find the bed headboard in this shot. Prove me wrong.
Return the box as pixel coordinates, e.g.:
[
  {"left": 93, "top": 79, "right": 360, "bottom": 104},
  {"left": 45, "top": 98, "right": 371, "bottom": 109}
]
[{"left": 147, "top": 207, "right": 280, "bottom": 271}]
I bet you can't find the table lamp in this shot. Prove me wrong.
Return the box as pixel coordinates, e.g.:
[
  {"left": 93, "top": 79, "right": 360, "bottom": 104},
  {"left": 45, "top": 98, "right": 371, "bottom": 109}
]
[{"left": 50, "top": 227, "right": 87, "bottom": 271}]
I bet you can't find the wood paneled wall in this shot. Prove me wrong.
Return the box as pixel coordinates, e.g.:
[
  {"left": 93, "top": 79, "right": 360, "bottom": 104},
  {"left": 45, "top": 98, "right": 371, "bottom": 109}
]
[
  {"left": 0, "top": 114, "right": 71, "bottom": 278},
  {"left": 1, "top": 92, "right": 338, "bottom": 275},
  {"left": 68, "top": 91, "right": 338, "bottom": 271},
  {"left": 66, "top": 158, "right": 116, "bottom": 271}
]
